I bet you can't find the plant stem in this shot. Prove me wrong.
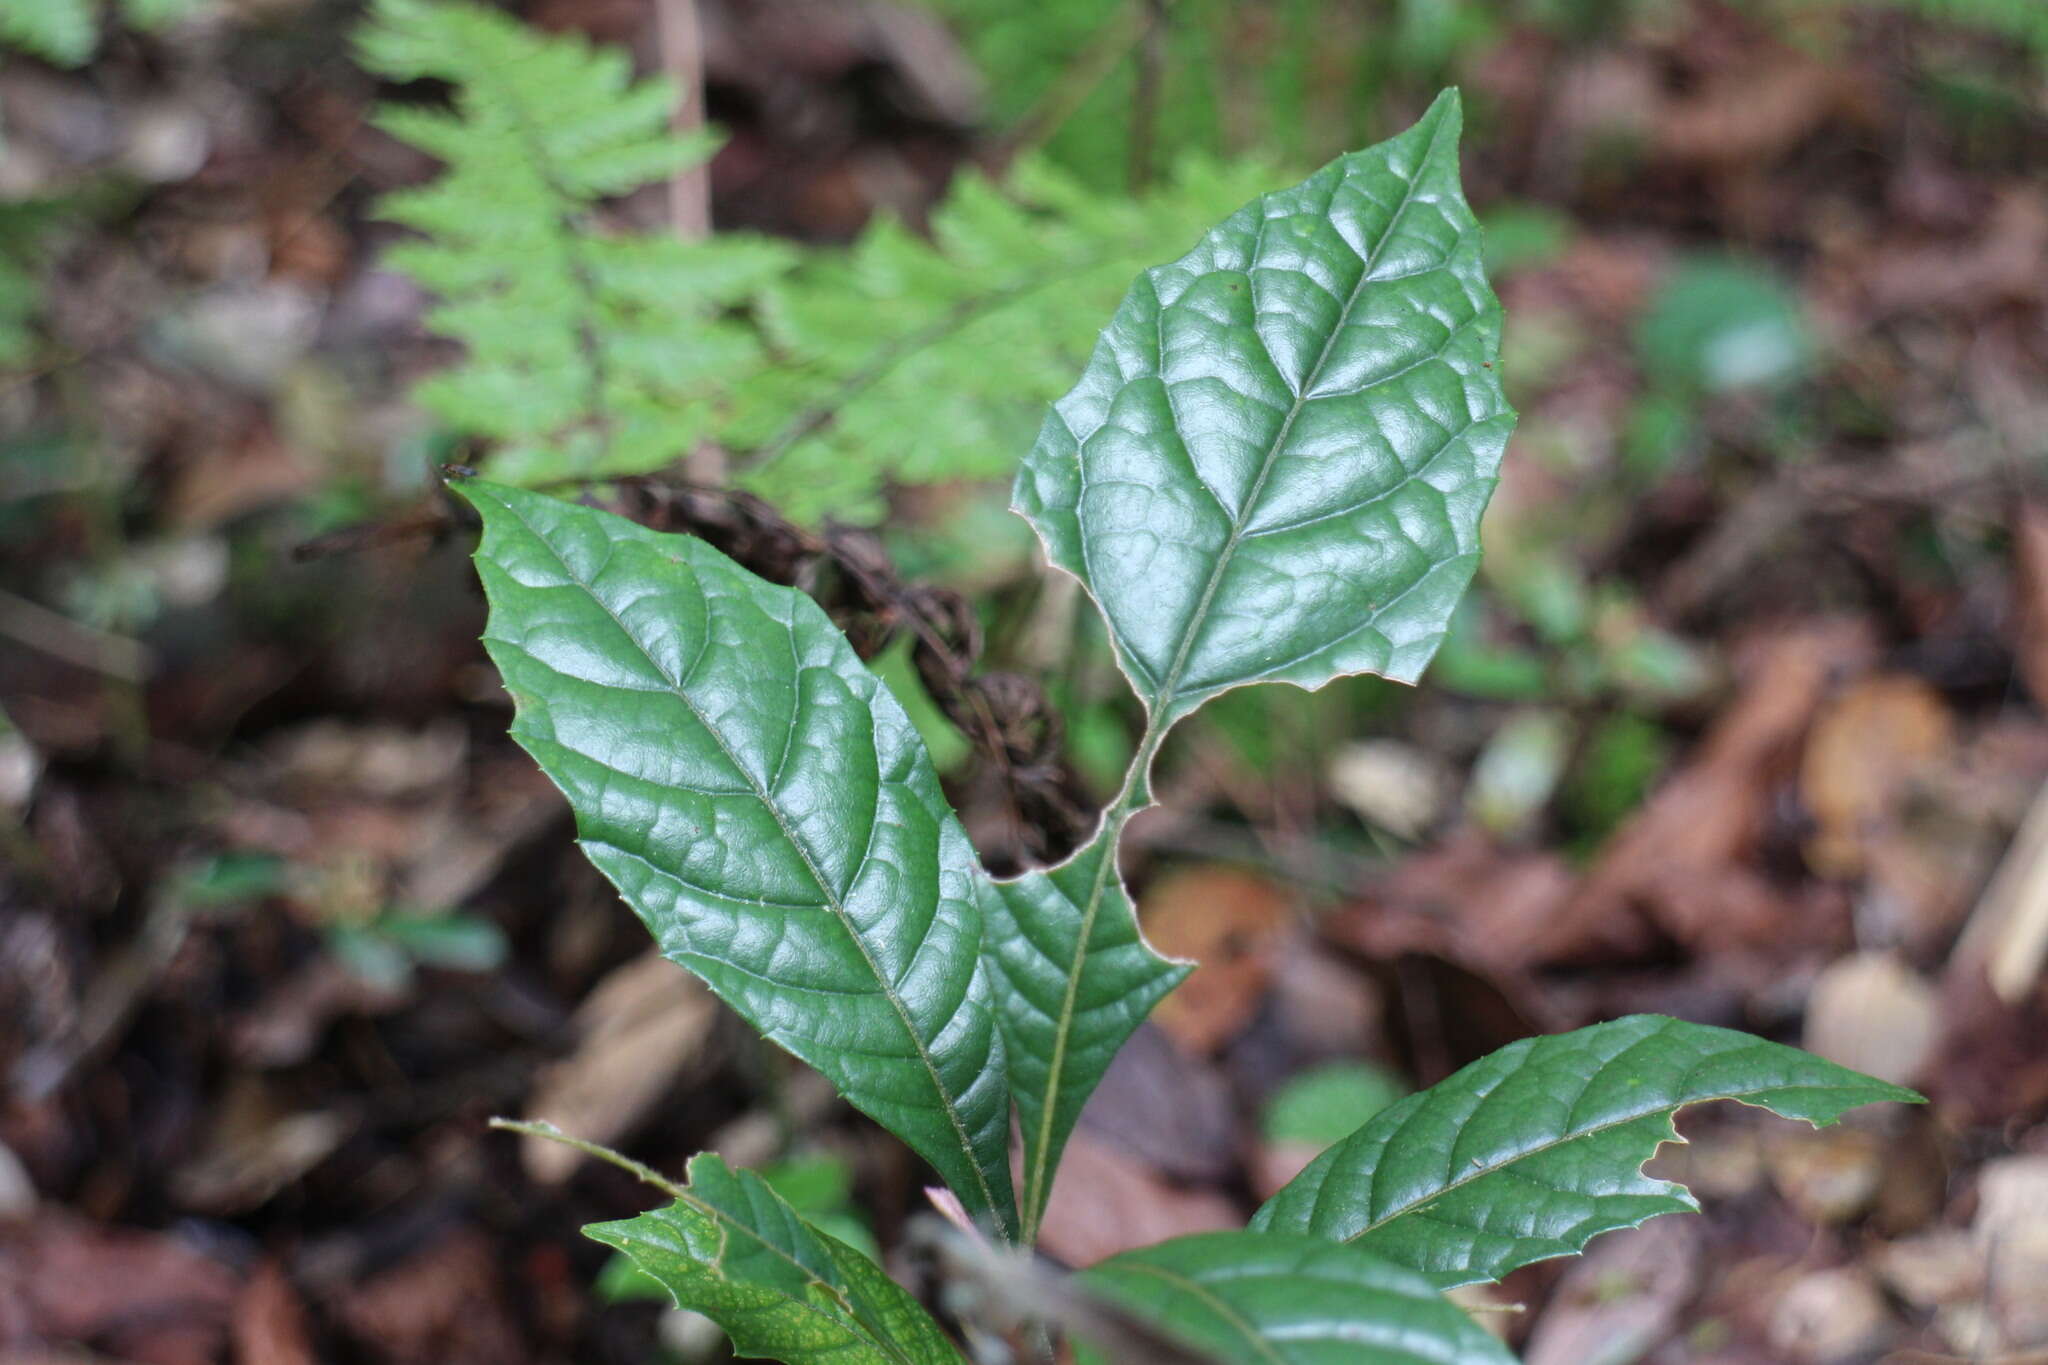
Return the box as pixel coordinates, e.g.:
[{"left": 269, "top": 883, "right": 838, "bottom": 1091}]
[{"left": 488, "top": 1117, "right": 688, "bottom": 1201}]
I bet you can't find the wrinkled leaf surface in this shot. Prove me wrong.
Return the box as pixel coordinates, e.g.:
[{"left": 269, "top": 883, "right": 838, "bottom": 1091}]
[
  {"left": 460, "top": 481, "right": 1016, "bottom": 1236},
  {"left": 1079, "top": 1230, "right": 1517, "bottom": 1364},
  {"left": 587, "top": 1154, "right": 962, "bottom": 1364},
  {"left": 1253, "top": 1014, "right": 1921, "bottom": 1286}
]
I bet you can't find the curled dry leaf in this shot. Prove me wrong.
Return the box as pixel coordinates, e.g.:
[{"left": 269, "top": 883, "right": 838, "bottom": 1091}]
[
  {"left": 1035, "top": 1129, "right": 1240, "bottom": 1269},
  {"left": 1800, "top": 673, "right": 1953, "bottom": 880},
  {"left": 521, "top": 951, "right": 719, "bottom": 1185},
  {"left": 1141, "top": 866, "right": 1293, "bottom": 1057},
  {"left": 1522, "top": 1217, "right": 1701, "bottom": 1365},
  {"left": 1567, "top": 620, "right": 1874, "bottom": 952}
]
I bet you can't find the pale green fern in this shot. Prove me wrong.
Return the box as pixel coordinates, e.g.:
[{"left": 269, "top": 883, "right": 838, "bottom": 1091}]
[
  {"left": 359, "top": 0, "right": 1274, "bottom": 522},
  {"left": 0, "top": 0, "right": 205, "bottom": 66},
  {"left": 358, "top": 0, "right": 791, "bottom": 485},
  {"left": 723, "top": 154, "right": 1275, "bottom": 522}
]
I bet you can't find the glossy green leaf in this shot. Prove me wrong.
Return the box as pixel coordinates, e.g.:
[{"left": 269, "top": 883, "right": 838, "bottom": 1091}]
[
  {"left": 1013, "top": 87, "right": 1513, "bottom": 728},
  {"left": 586, "top": 1154, "right": 963, "bottom": 1365},
  {"left": 984, "top": 840, "right": 1189, "bottom": 1240},
  {"left": 1252, "top": 1015, "right": 1922, "bottom": 1288},
  {"left": 992, "top": 89, "right": 1511, "bottom": 1244},
  {"left": 458, "top": 481, "right": 1017, "bottom": 1238},
  {"left": 1078, "top": 1230, "right": 1517, "bottom": 1365}
]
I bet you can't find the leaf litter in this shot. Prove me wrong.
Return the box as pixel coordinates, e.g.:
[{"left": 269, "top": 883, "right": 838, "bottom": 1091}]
[{"left": 2, "top": 0, "right": 2047, "bottom": 1361}]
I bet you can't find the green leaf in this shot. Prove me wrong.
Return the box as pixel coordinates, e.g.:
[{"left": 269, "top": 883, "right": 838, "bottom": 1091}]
[
  {"left": 1636, "top": 255, "right": 1809, "bottom": 394},
  {"left": 1013, "top": 87, "right": 1513, "bottom": 728},
  {"left": 375, "top": 910, "right": 509, "bottom": 972},
  {"left": 1261, "top": 1062, "right": 1408, "bottom": 1148},
  {"left": 0, "top": 0, "right": 96, "bottom": 65},
  {"left": 1252, "top": 1014, "right": 1922, "bottom": 1288},
  {"left": 1078, "top": 1230, "right": 1517, "bottom": 1365},
  {"left": 457, "top": 481, "right": 1018, "bottom": 1238},
  {"left": 984, "top": 841, "right": 1190, "bottom": 1240},
  {"left": 587, "top": 1154, "right": 964, "bottom": 1365},
  {"left": 990, "top": 89, "right": 1512, "bottom": 1244}
]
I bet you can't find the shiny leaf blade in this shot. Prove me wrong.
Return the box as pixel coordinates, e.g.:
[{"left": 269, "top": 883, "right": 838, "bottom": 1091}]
[
  {"left": 587, "top": 1154, "right": 964, "bottom": 1365},
  {"left": 1013, "top": 87, "right": 1514, "bottom": 727},
  {"left": 992, "top": 90, "right": 1511, "bottom": 1244},
  {"left": 1252, "top": 1015, "right": 1922, "bottom": 1287},
  {"left": 459, "top": 481, "right": 1016, "bottom": 1237},
  {"left": 984, "top": 841, "right": 1189, "bottom": 1238},
  {"left": 1078, "top": 1230, "right": 1517, "bottom": 1365}
]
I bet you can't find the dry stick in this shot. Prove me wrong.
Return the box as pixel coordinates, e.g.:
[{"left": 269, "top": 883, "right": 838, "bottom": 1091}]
[
  {"left": 1127, "top": 0, "right": 1169, "bottom": 191},
  {"left": 0, "top": 586, "right": 151, "bottom": 681},
  {"left": 1954, "top": 777, "right": 2048, "bottom": 1004},
  {"left": 653, "top": 0, "right": 711, "bottom": 239}
]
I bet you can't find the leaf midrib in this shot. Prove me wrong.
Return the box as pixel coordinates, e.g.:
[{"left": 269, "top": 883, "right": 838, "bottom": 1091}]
[
  {"left": 1109, "top": 1263, "right": 1288, "bottom": 1365},
  {"left": 1339, "top": 1075, "right": 1866, "bottom": 1247},
  {"left": 1019, "top": 108, "right": 1454, "bottom": 1240},
  {"left": 642, "top": 1194, "right": 926, "bottom": 1365},
  {"left": 492, "top": 491, "right": 1009, "bottom": 1238}
]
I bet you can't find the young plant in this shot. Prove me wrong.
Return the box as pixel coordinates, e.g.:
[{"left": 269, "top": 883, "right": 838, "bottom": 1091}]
[{"left": 457, "top": 92, "right": 1916, "bottom": 1362}]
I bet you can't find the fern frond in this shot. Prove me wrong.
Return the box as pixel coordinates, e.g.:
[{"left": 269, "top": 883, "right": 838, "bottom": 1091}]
[
  {"left": 360, "top": 0, "right": 1278, "bottom": 521},
  {"left": 0, "top": 0, "right": 204, "bottom": 67},
  {"left": 359, "top": 0, "right": 790, "bottom": 484},
  {"left": 726, "top": 155, "right": 1279, "bottom": 522}
]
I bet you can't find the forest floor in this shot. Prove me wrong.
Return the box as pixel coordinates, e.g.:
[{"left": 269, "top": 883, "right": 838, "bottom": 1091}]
[{"left": 2, "top": 2, "right": 2046, "bottom": 1363}]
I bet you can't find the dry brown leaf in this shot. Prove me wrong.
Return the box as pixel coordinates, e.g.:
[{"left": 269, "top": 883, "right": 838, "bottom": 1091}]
[
  {"left": 0, "top": 1212, "right": 239, "bottom": 1365},
  {"left": 1770, "top": 1267, "right": 1897, "bottom": 1363},
  {"left": 521, "top": 951, "right": 719, "bottom": 1184},
  {"left": 171, "top": 1075, "right": 353, "bottom": 1214},
  {"left": 1803, "top": 952, "right": 1939, "bottom": 1088},
  {"left": 232, "top": 1262, "right": 315, "bottom": 1365},
  {"left": 1656, "top": 57, "right": 1870, "bottom": 168},
  {"left": 1330, "top": 826, "right": 1579, "bottom": 969},
  {"left": 1071, "top": 1024, "right": 1236, "bottom": 1183},
  {"left": 1975, "top": 1156, "right": 2048, "bottom": 1349},
  {"left": 1801, "top": 674, "right": 1954, "bottom": 880},
  {"left": 1523, "top": 1218, "right": 1701, "bottom": 1365},
  {"left": 1033, "top": 1129, "right": 1239, "bottom": 1269},
  {"left": 1141, "top": 866, "right": 1293, "bottom": 1056},
  {"left": 329, "top": 1227, "right": 522, "bottom": 1365},
  {"left": 1765, "top": 1125, "right": 1885, "bottom": 1226},
  {"left": 1565, "top": 621, "right": 1874, "bottom": 952},
  {"left": 1866, "top": 187, "right": 2048, "bottom": 314},
  {"left": 1874, "top": 1230, "right": 1984, "bottom": 1311}
]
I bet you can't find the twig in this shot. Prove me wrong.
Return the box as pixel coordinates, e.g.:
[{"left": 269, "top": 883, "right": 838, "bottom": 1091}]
[
  {"left": 488, "top": 1117, "right": 688, "bottom": 1200},
  {"left": 653, "top": 0, "right": 711, "bottom": 239},
  {"left": 1128, "top": 0, "right": 1168, "bottom": 191},
  {"left": 0, "top": 586, "right": 151, "bottom": 681},
  {"left": 1953, "top": 777, "right": 2048, "bottom": 1003}
]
